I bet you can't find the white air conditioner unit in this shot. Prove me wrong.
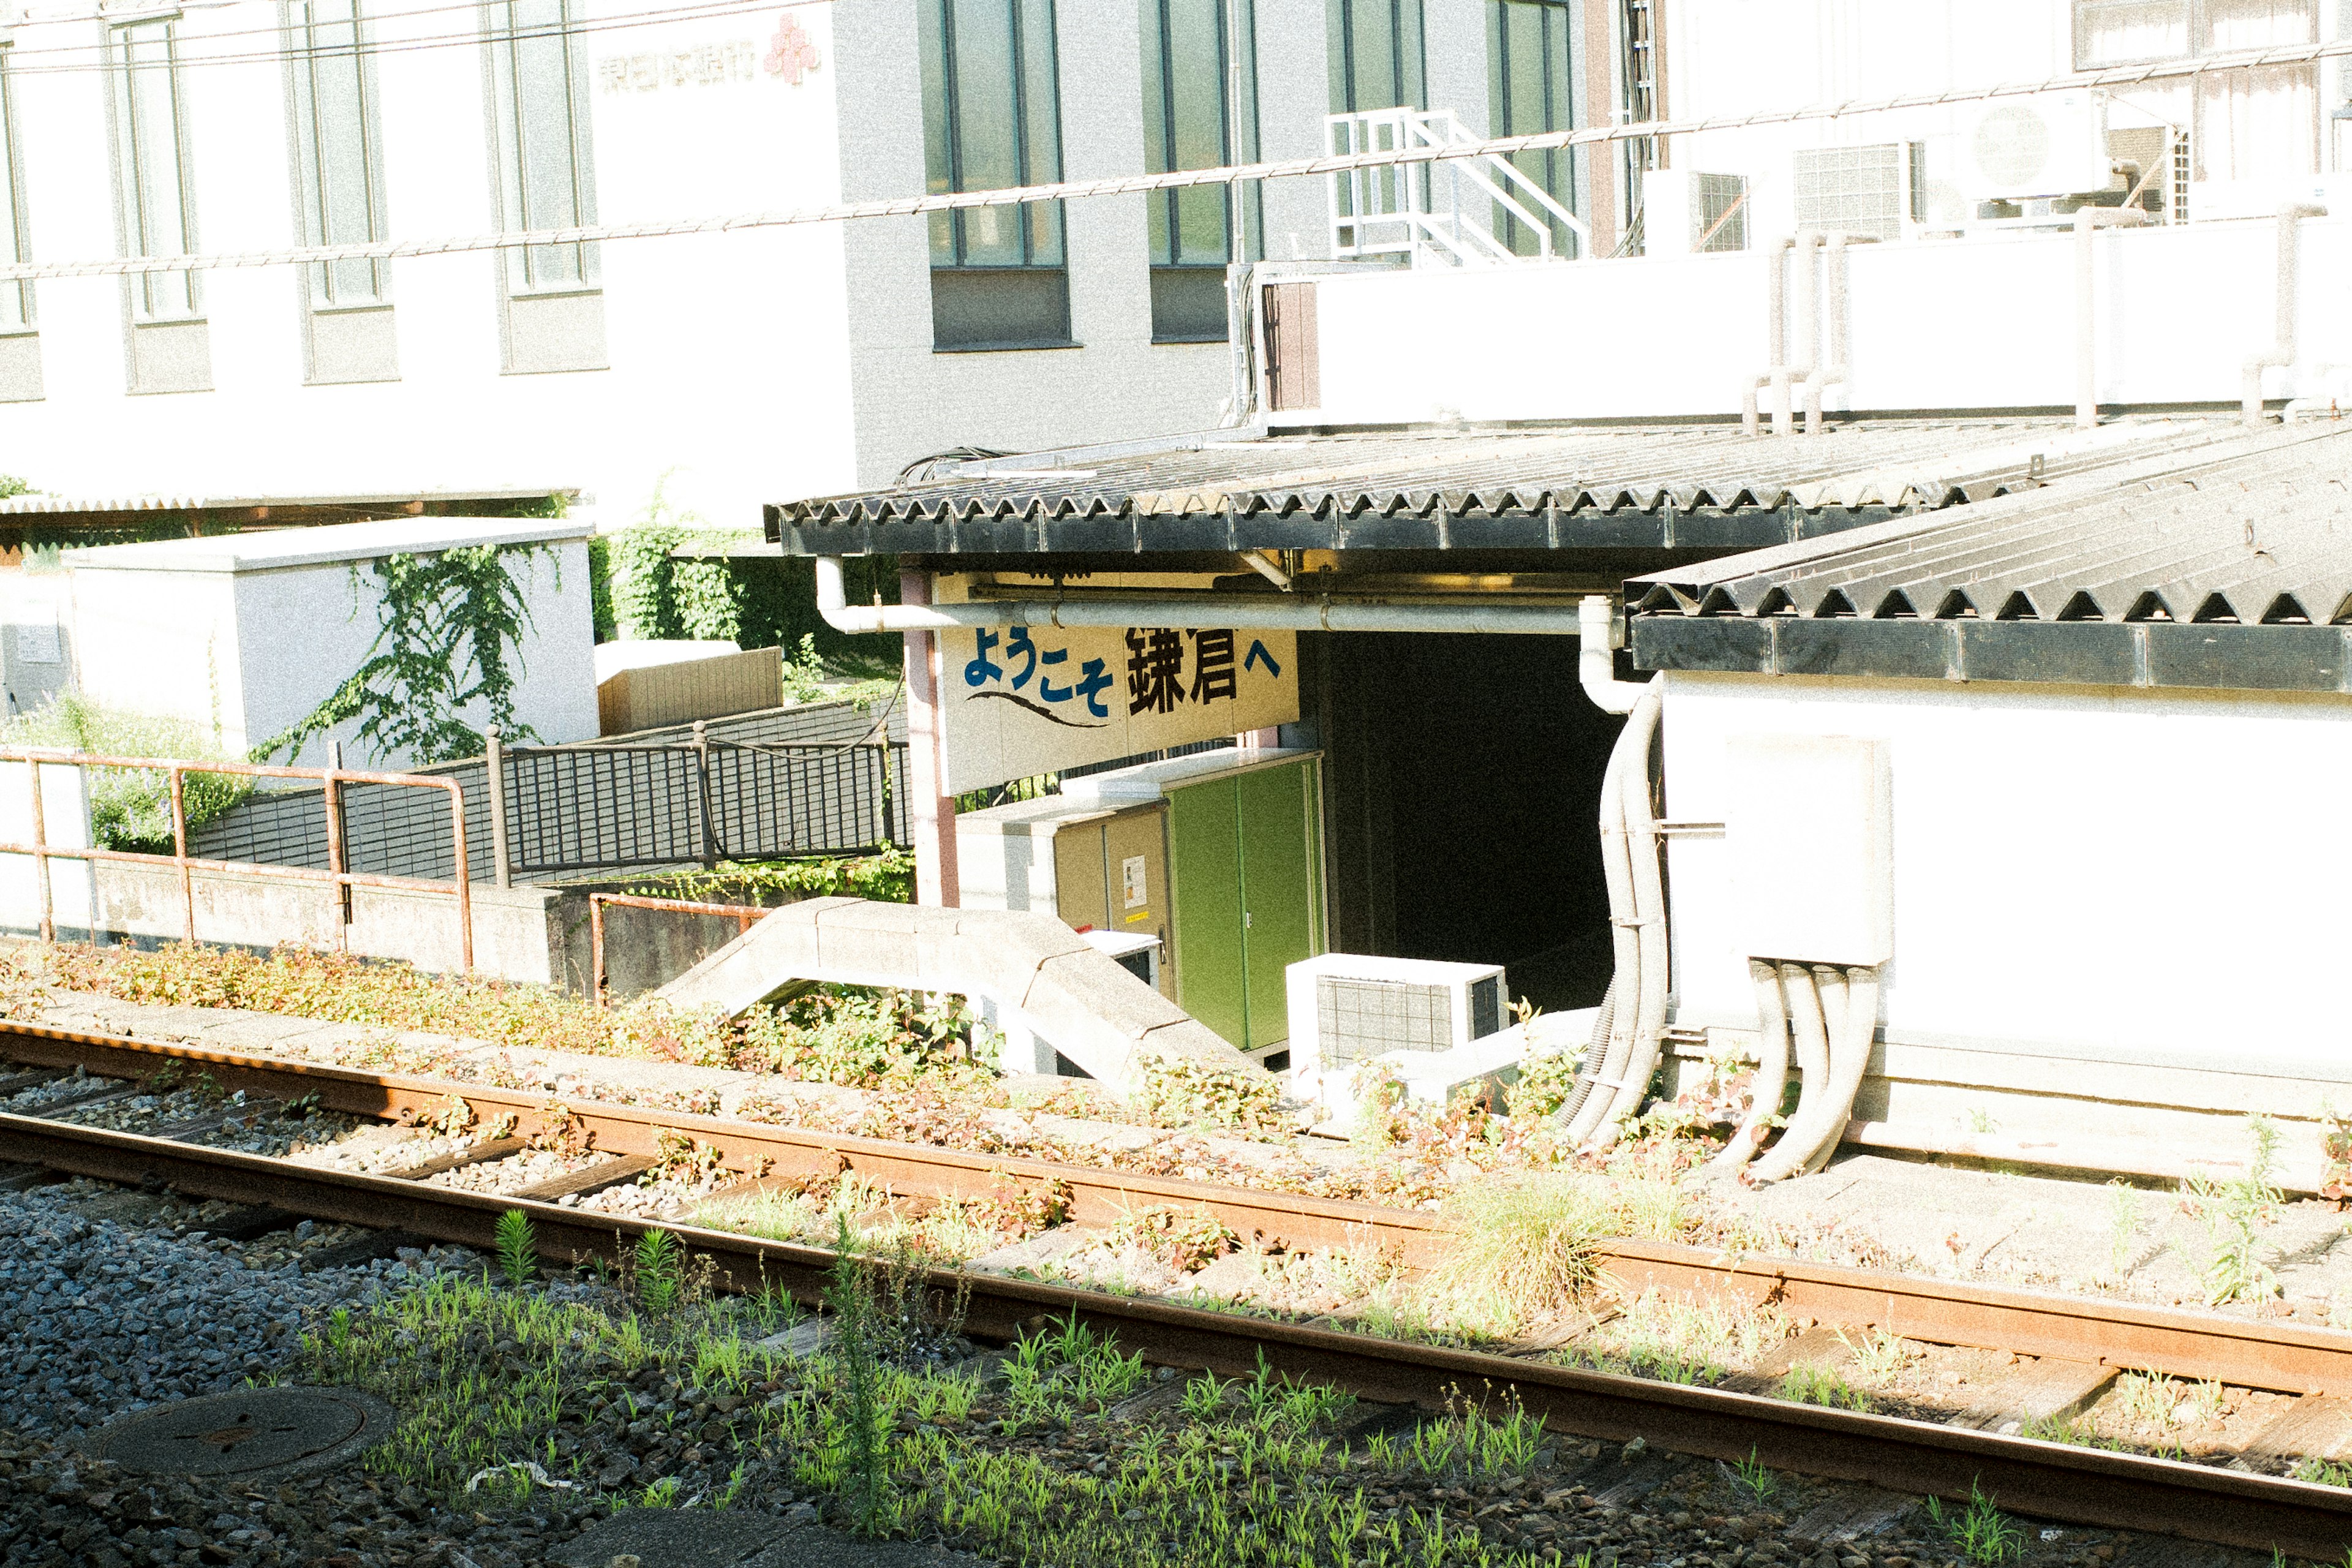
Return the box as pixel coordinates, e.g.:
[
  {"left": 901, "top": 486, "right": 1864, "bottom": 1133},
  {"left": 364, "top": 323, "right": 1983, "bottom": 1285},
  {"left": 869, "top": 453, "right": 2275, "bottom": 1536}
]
[
  {"left": 1962, "top": 92, "right": 2114, "bottom": 201},
  {"left": 1792, "top": 143, "right": 1923, "bottom": 243},
  {"left": 1286, "top": 954, "right": 1508, "bottom": 1103}
]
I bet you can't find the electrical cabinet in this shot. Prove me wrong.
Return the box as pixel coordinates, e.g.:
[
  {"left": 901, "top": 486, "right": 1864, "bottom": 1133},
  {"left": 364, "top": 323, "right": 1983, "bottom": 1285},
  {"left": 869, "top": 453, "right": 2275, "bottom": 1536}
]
[{"left": 954, "top": 795, "right": 1174, "bottom": 997}]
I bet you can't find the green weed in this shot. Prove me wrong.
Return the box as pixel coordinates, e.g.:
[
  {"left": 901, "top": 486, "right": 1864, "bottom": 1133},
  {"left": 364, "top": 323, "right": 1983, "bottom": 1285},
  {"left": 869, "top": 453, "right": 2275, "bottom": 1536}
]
[
  {"left": 494, "top": 1210, "right": 536, "bottom": 1289},
  {"left": 634, "top": 1229, "right": 685, "bottom": 1315},
  {"left": 1925, "top": 1481, "right": 2023, "bottom": 1565},
  {"left": 1778, "top": 1364, "right": 1872, "bottom": 1411}
]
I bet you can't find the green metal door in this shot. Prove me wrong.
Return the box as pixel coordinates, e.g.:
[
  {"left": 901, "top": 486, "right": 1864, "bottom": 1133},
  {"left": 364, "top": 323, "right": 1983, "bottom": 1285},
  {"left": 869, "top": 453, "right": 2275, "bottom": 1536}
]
[
  {"left": 1170, "top": 778, "right": 1247, "bottom": 1049},
  {"left": 1237, "top": 761, "right": 1317, "bottom": 1051}
]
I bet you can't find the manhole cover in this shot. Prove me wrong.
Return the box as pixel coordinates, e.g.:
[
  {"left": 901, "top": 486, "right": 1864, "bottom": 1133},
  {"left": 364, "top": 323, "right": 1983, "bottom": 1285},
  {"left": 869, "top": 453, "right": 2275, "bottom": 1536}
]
[{"left": 86, "top": 1387, "right": 393, "bottom": 1480}]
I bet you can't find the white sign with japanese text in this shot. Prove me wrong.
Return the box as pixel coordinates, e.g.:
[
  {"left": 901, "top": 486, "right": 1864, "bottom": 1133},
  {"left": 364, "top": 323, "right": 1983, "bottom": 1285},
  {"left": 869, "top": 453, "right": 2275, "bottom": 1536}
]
[{"left": 938, "top": 625, "right": 1299, "bottom": 794}]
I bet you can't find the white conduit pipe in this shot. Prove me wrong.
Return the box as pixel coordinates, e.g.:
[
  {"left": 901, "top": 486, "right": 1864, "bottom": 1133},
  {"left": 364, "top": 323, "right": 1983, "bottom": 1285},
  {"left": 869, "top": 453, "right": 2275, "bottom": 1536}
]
[
  {"left": 2243, "top": 202, "right": 2329, "bottom": 428},
  {"left": 2074, "top": 206, "right": 2148, "bottom": 428},
  {"left": 1708, "top": 960, "right": 1791, "bottom": 1176},
  {"left": 1584, "top": 684, "right": 1670, "bottom": 1150},
  {"left": 1774, "top": 232, "right": 1824, "bottom": 438},
  {"left": 813, "top": 557, "right": 1593, "bottom": 636},
  {"left": 1802, "top": 234, "right": 1866, "bottom": 436},
  {"left": 1560, "top": 684, "right": 1662, "bottom": 1147},
  {"left": 1806, "top": 965, "right": 1880, "bottom": 1176},
  {"left": 1747, "top": 960, "right": 1834, "bottom": 1184},
  {"left": 1740, "top": 237, "right": 1795, "bottom": 439}
]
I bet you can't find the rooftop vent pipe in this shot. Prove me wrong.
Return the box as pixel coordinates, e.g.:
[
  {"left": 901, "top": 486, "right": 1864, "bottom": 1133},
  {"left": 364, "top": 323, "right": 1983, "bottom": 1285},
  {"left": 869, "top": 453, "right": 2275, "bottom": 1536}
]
[{"left": 1741, "top": 237, "right": 1795, "bottom": 439}]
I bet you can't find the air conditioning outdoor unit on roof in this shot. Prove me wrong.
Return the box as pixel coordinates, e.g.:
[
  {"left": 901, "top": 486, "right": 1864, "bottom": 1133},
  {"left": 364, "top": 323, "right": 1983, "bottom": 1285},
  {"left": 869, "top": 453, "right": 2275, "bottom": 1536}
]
[
  {"left": 1286, "top": 954, "right": 1509, "bottom": 1107},
  {"left": 1962, "top": 92, "right": 2115, "bottom": 202}
]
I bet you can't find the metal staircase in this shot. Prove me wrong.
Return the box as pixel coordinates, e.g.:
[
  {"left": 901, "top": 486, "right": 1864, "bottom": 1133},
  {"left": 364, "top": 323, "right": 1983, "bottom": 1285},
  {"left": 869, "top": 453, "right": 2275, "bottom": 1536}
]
[{"left": 1325, "top": 107, "right": 1589, "bottom": 268}]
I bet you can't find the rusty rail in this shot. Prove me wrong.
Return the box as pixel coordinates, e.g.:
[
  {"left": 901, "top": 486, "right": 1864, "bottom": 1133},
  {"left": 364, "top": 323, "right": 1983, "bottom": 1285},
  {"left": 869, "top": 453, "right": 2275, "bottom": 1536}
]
[
  {"left": 2, "top": 1100, "right": 2352, "bottom": 1555},
  {"left": 0, "top": 749, "right": 472, "bottom": 973},
  {"left": 586, "top": 892, "right": 768, "bottom": 1007}
]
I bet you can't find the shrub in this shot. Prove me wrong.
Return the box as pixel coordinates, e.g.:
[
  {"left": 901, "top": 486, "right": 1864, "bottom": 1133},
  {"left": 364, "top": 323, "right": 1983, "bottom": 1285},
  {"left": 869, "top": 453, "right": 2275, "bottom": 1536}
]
[
  {"left": 1130, "top": 1053, "right": 1287, "bottom": 1136},
  {"left": 1, "top": 694, "right": 251, "bottom": 852}
]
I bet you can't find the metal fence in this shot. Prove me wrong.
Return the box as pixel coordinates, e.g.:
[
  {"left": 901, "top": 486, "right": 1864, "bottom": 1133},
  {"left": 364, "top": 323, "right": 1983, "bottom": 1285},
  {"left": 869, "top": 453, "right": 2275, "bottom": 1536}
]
[{"left": 190, "top": 695, "right": 911, "bottom": 883}]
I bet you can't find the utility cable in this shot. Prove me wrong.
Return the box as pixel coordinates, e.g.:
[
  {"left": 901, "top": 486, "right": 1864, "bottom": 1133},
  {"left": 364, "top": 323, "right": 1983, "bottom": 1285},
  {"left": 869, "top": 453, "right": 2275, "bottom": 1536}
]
[{"left": 4, "top": 33, "right": 2350, "bottom": 283}]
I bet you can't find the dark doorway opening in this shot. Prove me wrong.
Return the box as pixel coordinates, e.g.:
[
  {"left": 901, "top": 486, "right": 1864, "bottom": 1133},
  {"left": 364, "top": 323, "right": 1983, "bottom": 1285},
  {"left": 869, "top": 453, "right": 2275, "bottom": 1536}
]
[{"left": 1310, "top": 630, "right": 1623, "bottom": 1014}]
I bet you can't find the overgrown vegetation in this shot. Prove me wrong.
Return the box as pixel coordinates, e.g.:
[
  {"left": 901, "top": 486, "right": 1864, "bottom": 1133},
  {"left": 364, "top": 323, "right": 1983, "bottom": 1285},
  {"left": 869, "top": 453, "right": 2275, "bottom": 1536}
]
[
  {"left": 32, "top": 941, "right": 993, "bottom": 1091},
  {"left": 1431, "top": 1174, "right": 1686, "bottom": 1337},
  {"left": 2179, "top": 1116, "right": 2285, "bottom": 1305},
  {"left": 260, "top": 543, "right": 550, "bottom": 765},
  {"left": 1, "top": 693, "right": 255, "bottom": 851},
  {"left": 624, "top": 848, "right": 916, "bottom": 907}
]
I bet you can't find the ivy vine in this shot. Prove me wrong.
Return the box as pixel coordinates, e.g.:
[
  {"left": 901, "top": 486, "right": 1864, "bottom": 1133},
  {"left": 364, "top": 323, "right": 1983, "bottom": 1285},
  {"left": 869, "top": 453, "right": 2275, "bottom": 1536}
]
[{"left": 260, "top": 545, "right": 548, "bottom": 766}]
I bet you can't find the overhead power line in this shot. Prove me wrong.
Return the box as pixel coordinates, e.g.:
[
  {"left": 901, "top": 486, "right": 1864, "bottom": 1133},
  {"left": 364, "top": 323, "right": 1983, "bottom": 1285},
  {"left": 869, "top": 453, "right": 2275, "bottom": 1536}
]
[{"left": 2, "top": 34, "right": 2347, "bottom": 284}]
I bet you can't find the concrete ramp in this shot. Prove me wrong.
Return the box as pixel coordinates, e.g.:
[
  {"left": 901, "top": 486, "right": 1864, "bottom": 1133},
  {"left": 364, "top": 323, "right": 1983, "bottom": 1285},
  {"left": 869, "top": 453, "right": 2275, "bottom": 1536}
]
[{"left": 655, "top": 897, "right": 1256, "bottom": 1096}]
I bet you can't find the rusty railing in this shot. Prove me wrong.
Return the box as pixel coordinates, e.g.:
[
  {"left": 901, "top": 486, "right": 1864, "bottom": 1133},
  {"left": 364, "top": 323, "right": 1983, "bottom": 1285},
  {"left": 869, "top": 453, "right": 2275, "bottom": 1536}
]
[
  {"left": 587, "top": 891, "right": 767, "bottom": 1008},
  {"left": 0, "top": 750, "right": 474, "bottom": 973}
]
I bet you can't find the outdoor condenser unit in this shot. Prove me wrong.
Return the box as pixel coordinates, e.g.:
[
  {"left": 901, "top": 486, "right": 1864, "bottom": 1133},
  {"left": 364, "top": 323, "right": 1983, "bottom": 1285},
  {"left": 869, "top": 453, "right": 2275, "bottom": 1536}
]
[
  {"left": 1285, "top": 954, "right": 1508, "bottom": 1090},
  {"left": 1791, "top": 143, "right": 1923, "bottom": 243},
  {"left": 1961, "top": 93, "right": 2114, "bottom": 202}
]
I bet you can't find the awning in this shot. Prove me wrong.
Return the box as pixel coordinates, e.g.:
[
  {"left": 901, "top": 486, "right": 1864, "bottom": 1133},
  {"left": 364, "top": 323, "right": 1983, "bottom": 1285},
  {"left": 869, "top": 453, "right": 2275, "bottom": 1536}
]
[
  {"left": 766, "top": 417, "right": 2272, "bottom": 561},
  {"left": 1626, "top": 421, "right": 2352, "bottom": 692}
]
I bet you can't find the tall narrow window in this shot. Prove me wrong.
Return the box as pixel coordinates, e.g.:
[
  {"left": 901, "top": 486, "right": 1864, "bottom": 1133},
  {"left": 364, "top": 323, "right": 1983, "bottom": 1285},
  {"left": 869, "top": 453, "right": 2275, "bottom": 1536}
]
[
  {"left": 287, "top": 0, "right": 389, "bottom": 307},
  {"left": 488, "top": 0, "right": 597, "bottom": 294},
  {"left": 109, "top": 20, "right": 202, "bottom": 324},
  {"left": 921, "top": 0, "right": 1071, "bottom": 350},
  {"left": 0, "top": 48, "right": 29, "bottom": 334},
  {"left": 1488, "top": 0, "right": 1581, "bottom": 256},
  {"left": 1327, "top": 0, "right": 1424, "bottom": 114},
  {"left": 1142, "top": 0, "right": 1257, "bottom": 342}
]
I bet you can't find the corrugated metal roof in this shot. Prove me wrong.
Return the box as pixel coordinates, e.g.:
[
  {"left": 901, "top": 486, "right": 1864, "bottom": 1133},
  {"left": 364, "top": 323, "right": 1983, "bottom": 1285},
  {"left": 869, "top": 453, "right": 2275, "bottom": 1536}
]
[
  {"left": 769, "top": 418, "right": 2269, "bottom": 546},
  {"left": 0, "top": 486, "right": 574, "bottom": 518},
  {"left": 1624, "top": 421, "right": 2352, "bottom": 693}
]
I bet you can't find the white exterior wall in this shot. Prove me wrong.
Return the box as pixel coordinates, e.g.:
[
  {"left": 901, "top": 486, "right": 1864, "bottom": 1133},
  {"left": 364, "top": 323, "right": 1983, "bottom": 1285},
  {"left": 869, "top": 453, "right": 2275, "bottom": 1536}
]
[
  {"left": 1659, "top": 669, "right": 2352, "bottom": 1071},
  {"left": 66, "top": 532, "right": 596, "bottom": 769},
  {"left": 0, "top": 0, "right": 1526, "bottom": 516},
  {"left": 1303, "top": 213, "right": 2352, "bottom": 423},
  {"left": 0, "top": 0, "right": 858, "bottom": 528}
]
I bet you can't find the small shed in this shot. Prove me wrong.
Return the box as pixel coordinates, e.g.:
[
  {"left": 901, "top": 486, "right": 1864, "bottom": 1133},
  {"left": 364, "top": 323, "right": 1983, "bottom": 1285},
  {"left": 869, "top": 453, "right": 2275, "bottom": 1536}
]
[{"left": 63, "top": 518, "right": 598, "bottom": 771}]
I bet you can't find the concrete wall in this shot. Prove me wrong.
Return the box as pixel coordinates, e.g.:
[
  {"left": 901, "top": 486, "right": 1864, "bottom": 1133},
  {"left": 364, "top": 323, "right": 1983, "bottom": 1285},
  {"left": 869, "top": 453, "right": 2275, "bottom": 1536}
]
[
  {"left": 1300, "top": 213, "right": 2352, "bottom": 424},
  {"left": 1659, "top": 668, "right": 2352, "bottom": 1072},
  {"left": 67, "top": 536, "right": 598, "bottom": 769}
]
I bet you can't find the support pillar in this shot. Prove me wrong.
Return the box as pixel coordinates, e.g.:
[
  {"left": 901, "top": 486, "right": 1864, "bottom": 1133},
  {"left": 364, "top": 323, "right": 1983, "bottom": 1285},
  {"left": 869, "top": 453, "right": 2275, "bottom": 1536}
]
[{"left": 900, "top": 569, "right": 960, "bottom": 908}]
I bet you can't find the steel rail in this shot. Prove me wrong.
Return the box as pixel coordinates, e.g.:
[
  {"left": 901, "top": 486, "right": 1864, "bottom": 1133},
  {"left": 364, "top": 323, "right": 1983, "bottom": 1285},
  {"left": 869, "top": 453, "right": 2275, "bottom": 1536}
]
[
  {"left": 2, "top": 1108, "right": 2351, "bottom": 1557},
  {"left": 7, "top": 1020, "right": 2352, "bottom": 1397}
]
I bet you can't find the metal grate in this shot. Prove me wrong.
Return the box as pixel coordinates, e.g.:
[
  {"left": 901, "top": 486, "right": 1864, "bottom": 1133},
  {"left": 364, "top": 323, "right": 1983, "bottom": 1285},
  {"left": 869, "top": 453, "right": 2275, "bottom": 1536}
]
[
  {"left": 1792, "top": 143, "right": 1920, "bottom": 243},
  {"left": 1317, "top": 976, "right": 1451, "bottom": 1065},
  {"left": 1468, "top": 974, "right": 1504, "bottom": 1039}
]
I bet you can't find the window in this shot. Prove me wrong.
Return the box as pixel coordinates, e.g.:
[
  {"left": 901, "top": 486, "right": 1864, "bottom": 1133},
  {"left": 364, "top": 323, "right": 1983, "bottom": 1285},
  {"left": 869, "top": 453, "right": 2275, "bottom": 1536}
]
[
  {"left": 1328, "top": 0, "right": 1424, "bottom": 114},
  {"left": 1487, "top": 0, "right": 1581, "bottom": 256},
  {"left": 487, "top": 0, "right": 598, "bottom": 295},
  {"left": 2075, "top": 0, "right": 2318, "bottom": 181},
  {"left": 922, "top": 0, "right": 1069, "bottom": 350},
  {"left": 0, "top": 47, "right": 29, "bottom": 334},
  {"left": 1141, "top": 0, "right": 1258, "bottom": 342},
  {"left": 108, "top": 19, "right": 202, "bottom": 324},
  {"left": 287, "top": 0, "right": 389, "bottom": 308}
]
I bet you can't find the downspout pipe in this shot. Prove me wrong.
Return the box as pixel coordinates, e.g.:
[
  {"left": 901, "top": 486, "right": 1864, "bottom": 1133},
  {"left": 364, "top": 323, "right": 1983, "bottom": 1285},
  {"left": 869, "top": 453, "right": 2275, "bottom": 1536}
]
[
  {"left": 1801, "top": 233, "right": 1860, "bottom": 436},
  {"left": 1586, "top": 682, "right": 1668, "bottom": 1149},
  {"left": 2073, "top": 206, "right": 2147, "bottom": 429},
  {"left": 1775, "top": 232, "right": 1824, "bottom": 438},
  {"left": 813, "top": 556, "right": 1593, "bottom": 636},
  {"left": 1741, "top": 236, "right": 1794, "bottom": 439},
  {"left": 2243, "top": 202, "right": 2328, "bottom": 428},
  {"left": 1578, "top": 595, "right": 1648, "bottom": 714}
]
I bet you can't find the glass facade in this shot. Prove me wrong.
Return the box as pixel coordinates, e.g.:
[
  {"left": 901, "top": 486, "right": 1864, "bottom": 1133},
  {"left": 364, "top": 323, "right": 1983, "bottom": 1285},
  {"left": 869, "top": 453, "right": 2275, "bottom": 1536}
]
[
  {"left": 1327, "top": 0, "right": 1425, "bottom": 113},
  {"left": 1488, "top": 0, "right": 1582, "bottom": 256},
  {"left": 1141, "top": 0, "right": 1258, "bottom": 341},
  {"left": 288, "top": 0, "right": 390, "bottom": 306},
  {"left": 921, "top": 0, "right": 1065, "bottom": 270},
  {"left": 487, "top": 0, "right": 599, "bottom": 293},
  {"left": 109, "top": 20, "right": 202, "bottom": 323}
]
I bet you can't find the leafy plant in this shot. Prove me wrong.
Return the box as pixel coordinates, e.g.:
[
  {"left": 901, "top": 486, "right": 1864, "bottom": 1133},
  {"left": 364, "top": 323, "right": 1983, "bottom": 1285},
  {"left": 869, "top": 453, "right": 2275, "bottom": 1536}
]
[
  {"left": 1508, "top": 1046, "right": 1585, "bottom": 1121},
  {"left": 826, "top": 1216, "right": 894, "bottom": 1534},
  {"left": 634, "top": 1229, "right": 685, "bottom": 1316},
  {"left": 2180, "top": 1116, "right": 2285, "bottom": 1305},
  {"left": 258, "top": 543, "right": 549, "bottom": 765},
  {"left": 1129, "top": 1053, "right": 1288, "bottom": 1136},
  {"left": 1925, "top": 1481, "right": 2024, "bottom": 1565},
  {"left": 494, "top": 1210, "right": 537, "bottom": 1289},
  {"left": 628, "top": 850, "right": 916, "bottom": 907},
  {"left": 1180, "top": 1371, "right": 1231, "bottom": 1421},
  {"left": 1120, "top": 1205, "right": 1238, "bottom": 1273},
  {"left": 1725, "top": 1446, "right": 1777, "bottom": 1503},
  {"left": 1, "top": 694, "right": 253, "bottom": 852}
]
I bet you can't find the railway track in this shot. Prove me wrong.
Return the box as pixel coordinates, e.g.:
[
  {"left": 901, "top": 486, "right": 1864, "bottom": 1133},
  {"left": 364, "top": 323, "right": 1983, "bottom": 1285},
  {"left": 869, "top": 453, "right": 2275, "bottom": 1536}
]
[{"left": 5, "top": 1019, "right": 2352, "bottom": 1556}]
